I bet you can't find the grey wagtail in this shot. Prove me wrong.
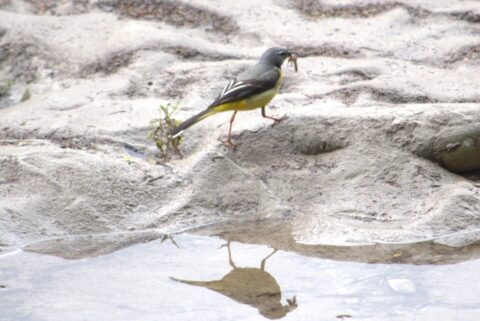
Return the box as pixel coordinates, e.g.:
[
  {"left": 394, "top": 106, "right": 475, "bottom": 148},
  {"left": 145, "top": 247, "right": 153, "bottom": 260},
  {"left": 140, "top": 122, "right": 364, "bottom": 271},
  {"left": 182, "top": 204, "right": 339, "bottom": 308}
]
[{"left": 170, "top": 47, "right": 297, "bottom": 149}]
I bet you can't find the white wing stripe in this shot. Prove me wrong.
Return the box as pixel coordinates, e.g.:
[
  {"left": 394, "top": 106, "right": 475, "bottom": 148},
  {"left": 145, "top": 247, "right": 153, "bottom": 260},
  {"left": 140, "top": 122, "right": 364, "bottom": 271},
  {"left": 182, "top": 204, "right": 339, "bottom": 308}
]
[
  {"left": 221, "top": 79, "right": 235, "bottom": 96},
  {"left": 230, "top": 81, "right": 245, "bottom": 88},
  {"left": 222, "top": 83, "right": 251, "bottom": 97}
]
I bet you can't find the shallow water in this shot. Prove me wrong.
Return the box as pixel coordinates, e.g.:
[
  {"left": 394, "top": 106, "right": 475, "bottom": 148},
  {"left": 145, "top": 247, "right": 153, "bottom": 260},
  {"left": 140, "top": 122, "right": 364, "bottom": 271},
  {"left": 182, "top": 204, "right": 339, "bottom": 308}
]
[{"left": 1, "top": 233, "right": 479, "bottom": 321}]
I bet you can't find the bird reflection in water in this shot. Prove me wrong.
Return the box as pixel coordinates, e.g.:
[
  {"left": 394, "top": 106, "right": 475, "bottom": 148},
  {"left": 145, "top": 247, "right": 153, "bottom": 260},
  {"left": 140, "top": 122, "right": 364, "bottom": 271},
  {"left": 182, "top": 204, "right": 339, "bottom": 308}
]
[{"left": 170, "top": 241, "right": 297, "bottom": 319}]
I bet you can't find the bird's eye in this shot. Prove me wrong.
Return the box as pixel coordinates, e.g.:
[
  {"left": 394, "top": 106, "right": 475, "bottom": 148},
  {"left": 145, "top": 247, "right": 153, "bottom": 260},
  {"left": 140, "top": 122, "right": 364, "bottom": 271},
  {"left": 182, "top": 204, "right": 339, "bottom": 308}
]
[{"left": 279, "top": 51, "right": 287, "bottom": 56}]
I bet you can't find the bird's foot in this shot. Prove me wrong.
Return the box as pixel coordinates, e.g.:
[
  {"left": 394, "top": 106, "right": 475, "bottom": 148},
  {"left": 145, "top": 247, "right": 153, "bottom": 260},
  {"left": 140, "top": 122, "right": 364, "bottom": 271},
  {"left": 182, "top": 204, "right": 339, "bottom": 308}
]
[
  {"left": 218, "top": 240, "right": 232, "bottom": 249},
  {"left": 266, "top": 115, "right": 287, "bottom": 126},
  {"left": 221, "top": 138, "right": 237, "bottom": 150}
]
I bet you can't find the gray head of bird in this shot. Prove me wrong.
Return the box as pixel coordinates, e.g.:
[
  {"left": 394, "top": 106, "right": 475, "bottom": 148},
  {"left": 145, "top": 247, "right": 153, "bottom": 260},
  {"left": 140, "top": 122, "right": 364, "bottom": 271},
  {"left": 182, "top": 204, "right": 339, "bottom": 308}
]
[{"left": 259, "top": 47, "right": 296, "bottom": 68}]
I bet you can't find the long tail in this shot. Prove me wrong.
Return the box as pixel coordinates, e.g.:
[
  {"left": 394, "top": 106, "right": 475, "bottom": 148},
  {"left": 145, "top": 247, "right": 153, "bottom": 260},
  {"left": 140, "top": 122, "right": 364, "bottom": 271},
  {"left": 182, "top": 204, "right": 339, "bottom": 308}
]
[
  {"left": 169, "top": 277, "right": 219, "bottom": 289},
  {"left": 170, "top": 109, "right": 215, "bottom": 138}
]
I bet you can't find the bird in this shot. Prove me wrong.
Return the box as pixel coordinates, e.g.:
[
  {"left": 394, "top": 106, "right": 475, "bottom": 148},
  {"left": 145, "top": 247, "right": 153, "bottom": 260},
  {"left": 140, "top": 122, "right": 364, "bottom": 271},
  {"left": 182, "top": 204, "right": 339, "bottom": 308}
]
[
  {"left": 170, "top": 241, "right": 297, "bottom": 319},
  {"left": 170, "top": 47, "right": 297, "bottom": 149}
]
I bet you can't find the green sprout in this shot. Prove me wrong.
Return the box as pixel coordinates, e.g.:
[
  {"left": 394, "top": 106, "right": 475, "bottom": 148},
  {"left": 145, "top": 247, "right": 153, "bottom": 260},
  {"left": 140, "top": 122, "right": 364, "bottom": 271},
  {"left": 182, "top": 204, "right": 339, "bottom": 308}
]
[{"left": 148, "top": 102, "right": 183, "bottom": 159}]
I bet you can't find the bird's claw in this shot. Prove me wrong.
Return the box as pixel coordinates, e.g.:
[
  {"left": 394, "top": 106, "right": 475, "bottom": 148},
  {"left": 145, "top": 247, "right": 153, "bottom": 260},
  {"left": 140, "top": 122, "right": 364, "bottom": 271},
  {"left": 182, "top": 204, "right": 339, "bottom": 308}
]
[
  {"left": 271, "top": 115, "right": 287, "bottom": 126},
  {"left": 221, "top": 139, "right": 237, "bottom": 150},
  {"left": 218, "top": 240, "right": 232, "bottom": 249}
]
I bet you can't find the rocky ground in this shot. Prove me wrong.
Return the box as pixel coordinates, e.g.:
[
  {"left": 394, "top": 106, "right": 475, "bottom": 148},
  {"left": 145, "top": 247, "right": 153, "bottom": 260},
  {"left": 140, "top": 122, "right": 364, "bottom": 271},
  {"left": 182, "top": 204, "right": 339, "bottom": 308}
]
[{"left": 1, "top": 0, "right": 480, "bottom": 257}]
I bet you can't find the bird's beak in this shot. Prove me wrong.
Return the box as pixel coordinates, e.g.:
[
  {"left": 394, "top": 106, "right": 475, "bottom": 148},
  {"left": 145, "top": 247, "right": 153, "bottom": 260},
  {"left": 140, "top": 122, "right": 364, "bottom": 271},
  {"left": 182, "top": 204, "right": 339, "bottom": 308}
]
[{"left": 287, "top": 50, "right": 297, "bottom": 57}]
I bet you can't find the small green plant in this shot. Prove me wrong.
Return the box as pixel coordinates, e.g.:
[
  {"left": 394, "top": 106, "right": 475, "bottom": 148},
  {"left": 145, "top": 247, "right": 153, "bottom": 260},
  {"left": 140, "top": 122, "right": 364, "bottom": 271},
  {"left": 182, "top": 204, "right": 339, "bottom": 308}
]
[{"left": 148, "top": 102, "right": 183, "bottom": 158}]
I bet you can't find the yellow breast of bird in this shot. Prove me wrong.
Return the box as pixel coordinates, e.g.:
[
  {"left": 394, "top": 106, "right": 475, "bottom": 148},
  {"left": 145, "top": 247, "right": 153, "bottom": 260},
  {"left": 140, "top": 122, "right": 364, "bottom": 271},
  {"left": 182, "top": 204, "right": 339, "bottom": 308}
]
[{"left": 244, "top": 70, "right": 284, "bottom": 110}]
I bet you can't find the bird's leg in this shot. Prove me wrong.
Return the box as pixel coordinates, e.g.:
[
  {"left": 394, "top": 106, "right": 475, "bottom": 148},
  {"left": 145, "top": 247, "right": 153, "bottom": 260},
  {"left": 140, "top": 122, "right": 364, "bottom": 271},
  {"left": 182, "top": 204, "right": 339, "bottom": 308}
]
[
  {"left": 261, "top": 106, "right": 287, "bottom": 125},
  {"left": 260, "top": 248, "right": 278, "bottom": 271},
  {"left": 219, "top": 240, "right": 237, "bottom": 269},
  {"left": 223, "top": 111, "right": 237, "bottom": 150}
]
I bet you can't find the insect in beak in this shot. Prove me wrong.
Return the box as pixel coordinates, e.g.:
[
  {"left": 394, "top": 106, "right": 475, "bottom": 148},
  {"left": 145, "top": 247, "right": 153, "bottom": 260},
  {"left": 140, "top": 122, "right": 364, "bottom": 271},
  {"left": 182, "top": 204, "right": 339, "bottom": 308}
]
[{"left": 287, "top": 52, "right": 298, "bottom": 72}]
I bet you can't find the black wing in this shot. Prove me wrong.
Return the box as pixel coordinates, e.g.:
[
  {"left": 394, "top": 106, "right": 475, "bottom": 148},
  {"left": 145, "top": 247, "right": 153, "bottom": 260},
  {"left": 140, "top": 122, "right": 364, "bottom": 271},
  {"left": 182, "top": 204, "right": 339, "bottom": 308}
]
[{"left": 208, "top": 69, "right": 280, "bottom": 109}]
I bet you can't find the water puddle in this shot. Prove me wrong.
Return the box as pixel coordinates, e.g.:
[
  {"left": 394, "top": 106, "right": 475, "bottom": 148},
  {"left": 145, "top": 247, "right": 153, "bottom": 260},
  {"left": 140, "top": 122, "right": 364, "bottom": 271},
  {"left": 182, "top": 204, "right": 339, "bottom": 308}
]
[{"left": 1, "top": 231, "right": 480, "bottom": 321}]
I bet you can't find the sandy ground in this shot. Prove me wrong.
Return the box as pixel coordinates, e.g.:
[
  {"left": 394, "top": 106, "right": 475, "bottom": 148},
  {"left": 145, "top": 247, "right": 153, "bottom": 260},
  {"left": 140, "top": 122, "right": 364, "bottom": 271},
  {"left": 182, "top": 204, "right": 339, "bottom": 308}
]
[{"left": 1, "top": 0, "right": 480, "bottom": 254}]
